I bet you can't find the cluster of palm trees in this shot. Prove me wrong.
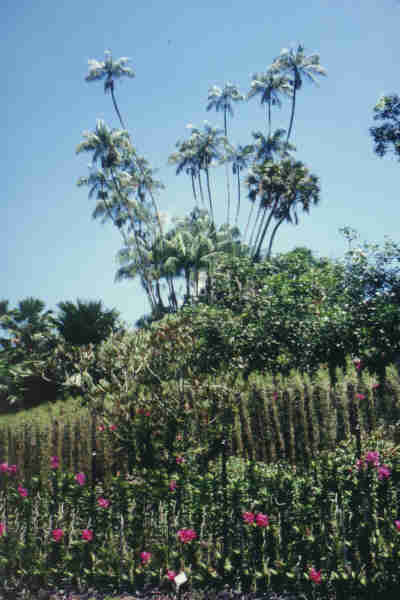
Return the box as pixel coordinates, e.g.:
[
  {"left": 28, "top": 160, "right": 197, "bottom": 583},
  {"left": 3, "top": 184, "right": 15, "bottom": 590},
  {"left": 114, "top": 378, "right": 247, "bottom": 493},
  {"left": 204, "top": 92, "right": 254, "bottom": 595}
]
[{"left": 77, "top": 45, "right": 326, "bottom": 322}]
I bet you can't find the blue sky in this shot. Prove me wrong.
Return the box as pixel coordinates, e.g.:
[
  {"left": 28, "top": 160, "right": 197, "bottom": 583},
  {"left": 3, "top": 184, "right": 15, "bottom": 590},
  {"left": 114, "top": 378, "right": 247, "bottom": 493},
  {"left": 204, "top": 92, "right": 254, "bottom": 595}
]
[{"left": 3, "top": 0, "right": 400, "bottom": 328}]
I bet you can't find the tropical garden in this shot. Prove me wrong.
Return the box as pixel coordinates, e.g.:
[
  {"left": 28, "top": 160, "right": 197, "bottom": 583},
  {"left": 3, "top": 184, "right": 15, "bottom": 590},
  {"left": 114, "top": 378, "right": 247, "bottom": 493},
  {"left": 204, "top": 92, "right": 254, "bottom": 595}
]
[{"left": 1, "top": 44, "right": 400, "bottom": 599}]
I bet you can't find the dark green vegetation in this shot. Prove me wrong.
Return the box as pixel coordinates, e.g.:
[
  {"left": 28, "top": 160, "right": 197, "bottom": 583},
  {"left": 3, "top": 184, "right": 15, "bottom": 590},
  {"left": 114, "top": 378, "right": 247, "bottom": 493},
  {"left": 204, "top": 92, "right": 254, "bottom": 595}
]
[{"left": 1, "top": 45, "right": 400, "bottom": 599}]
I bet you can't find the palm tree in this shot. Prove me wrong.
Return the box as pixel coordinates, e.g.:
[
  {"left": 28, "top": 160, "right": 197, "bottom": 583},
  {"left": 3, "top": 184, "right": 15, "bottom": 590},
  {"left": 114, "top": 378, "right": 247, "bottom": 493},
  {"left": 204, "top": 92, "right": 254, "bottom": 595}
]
[
  {"left": 270, "top": 44, "right": 326, "bottom": 143},
  {"left": 189, "top": 124, "right": 224, "bottom": 225},
  {"left": 207, "top": 83, "right": 244, "bottom": 225},
  {"left": 54, "top": 299, "right": 121, "bottom": 346},
  {"left": 206, "top": 83, "right": 244, "bottom": 137},
  {"left": 224, "top": 143, "right": 254, "bottom": 226},
  {"left": 246, "top": 158, "right": 320, "bottom": 261},
  {"left": 251, "top": 129, "right": 295, "bottom": 163},
  {"left": 247, "top": 71, "right": 291, "bottom": 136},
  {"left": 168, "top": 139, "right": 203, "bottom": 206},
  {"left": 0, "top": 298, "right": 54, "bottom": 356},
  {"left": 85, "top": 50, "right": 135, "bottom": 129},
  {"left": 84, "top": 51, "right": 163, "bottom": 235}
]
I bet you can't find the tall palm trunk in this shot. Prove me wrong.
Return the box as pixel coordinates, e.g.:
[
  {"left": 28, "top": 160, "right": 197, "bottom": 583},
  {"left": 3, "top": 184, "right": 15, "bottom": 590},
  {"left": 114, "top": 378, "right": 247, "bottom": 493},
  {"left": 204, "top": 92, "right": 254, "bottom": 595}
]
[
  {"left": 191, "top": 174, "right": 198, "bottom": 206},
  {"left": 268, "top": 102, "right": 272, "bottom": 137},
  {"left": 248, "top": 202, "right": 263, "bottom": 248},
  {"left": 235, "top": 171, "right": 241, "bottom": 226},
  {"left": 110, "top": 82, "right": 126, "bottom": 129},
  {"left": 286, "top": 85, "right": 297, "bottom": 144},
  {"left": 197, "top": 173, "right": 205, "bottom": 207},
  {"left": 244, "top": 200, "right": 256, "bottom": 243},
  {"left": 266, "top": 216, "right": 285, "bottom": 258},
  {"left": 205, "top": 166, "right": 214, "bottom": 224},
  {"left": 253, "top": 195, "right": 281, "bottom": 261},
  {"left": 223, "top": 110, "right": 232, "bottom": 225}
]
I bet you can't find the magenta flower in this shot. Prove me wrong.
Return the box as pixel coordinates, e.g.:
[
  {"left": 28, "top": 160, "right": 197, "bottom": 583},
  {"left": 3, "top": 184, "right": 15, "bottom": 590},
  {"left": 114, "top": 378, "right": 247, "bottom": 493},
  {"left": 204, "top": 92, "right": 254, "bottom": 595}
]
[
  {"left": 75, "top": 472, "right": 86, "bottom": 485},
  {"left": 395, "top": 520, "right": 400, "bottom": 531},
  {"left": 169, "top": 480, "right": 177, "bottom": 491},
  {"left": 354, "top": 359, "right": 362, "bottom": 370},
  {"left": 255, "top": 513, "right": 270, "bottom": 527},
  {"left": 176, "top": 456, "right": 184, "bottom": 464},
  {"left": 50, "top": 456, "right": 60, "bottom": 469},
  {"left": 18, "top": 485, "right": 28, "bottom": 498},
  {"left": 140, "top": 551, "right": 151, "bottom": 564},
  {"left": 167, "top": 570, "right": 177, "bottom": 581},
  {"left": 7, "top": 464, "right": 17, "bottom": 475},
  {"left": 0, "top": 463, "right": 8, "bottom": 473},
  {"left": 365, "top": 451, "right": 380, "bottom": 467},
  {"left": 109, "top": 424, "right": 117, "bottom": 432},
  {"left": 81, "top": 529, "right": 93, "bottom": 541},
  {"left": 356, "top": 393, "right": 365, "bottom": 400},
  {"left": 97, "top": 497, "right": 110, "bottom": 508},
  {"left": 309, "top": 567, "right": 322, "bottom": 583},
  {"left": 378, "top": 465, "right": 391, "bottom": 480},
  {"left": 0, "top": 523, "right": 5, "bottom": 537},
  {"left": 98, "top": 423, "right": 105, "bottom": 432},
  {"left": 177, "top": 528, "right": 197, "bottom": 543},
  {"left": 242, "top": 511, "right": 255, "bottom": 524},
  {"left": 52, "top": 528, "right": 64, "bottom": 542}
]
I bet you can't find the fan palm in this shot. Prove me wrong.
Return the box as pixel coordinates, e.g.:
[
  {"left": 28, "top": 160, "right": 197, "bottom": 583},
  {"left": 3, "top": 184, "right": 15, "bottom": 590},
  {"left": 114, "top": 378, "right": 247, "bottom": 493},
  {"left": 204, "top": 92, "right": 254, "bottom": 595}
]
[
  {"left": 251, "top": 129, "right": 295, "bottom": 163},
  {"left": 246, "top": 158, "right": 320, "bottom": 261},
  {"left": 85, "top": 50, "right": 135, "bottom": 129},
  {"left": 247, "top": 71, "right": 291, "bottom": 136},
  {"left": 54, "top": 299, "right": 120, "bottom": 346},
  {"left": 271, "top": 44, "right": 327, "bottom": 143}
]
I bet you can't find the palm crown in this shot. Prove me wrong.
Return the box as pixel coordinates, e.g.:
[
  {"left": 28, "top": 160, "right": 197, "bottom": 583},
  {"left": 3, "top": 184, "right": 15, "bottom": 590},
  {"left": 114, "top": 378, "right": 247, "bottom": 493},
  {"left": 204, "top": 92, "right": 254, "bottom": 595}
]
[
  {"left": 85, "top": 50, "right": 135, "bottom": 128},
  {"left": 270, "top": 43, "right": 327, "bottom": 142}
]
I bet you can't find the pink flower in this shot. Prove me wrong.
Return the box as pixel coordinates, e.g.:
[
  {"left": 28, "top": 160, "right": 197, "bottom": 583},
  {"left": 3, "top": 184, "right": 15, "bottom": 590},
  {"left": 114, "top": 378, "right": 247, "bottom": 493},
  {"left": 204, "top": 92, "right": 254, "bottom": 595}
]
[
  {"left": 81, "top": 529, "right": 93, "bottom": 542},
  {"left": 354, "top": 359, "right": 362, "bottom": 370},
  {"left": 365, "top": 451, "right": 380, "bottom": 467},
  {"left": 75, "top": 472, "right": 86, "bottom": 485},
  {"left": 140, "top": 551, "right": 151, "bottom": 564},
  {"left": 242, "top": 511, "right": 255, "bottom": 524},
  {"left": 97, "top": 497, "right": 110, "bottom": 508},
  {"left": 18, "top": 485, "right": 28, "bottom": 497},
  {"left": 0, "top": 523, "right": 5, "bottom": 537},
  {"left": 98, "top": 424, "right": 105, "bottom": 432},
  {"left": 145, "top": 411, "right": 151, "bottom": 417},
  {"left": 395, "top": 520, "right": 400, "bottom": 531},
  {"left": 0, "top": 463, "right": 8, "bottom": 473},
  {"left": 167, "top": 570, "right": 177, "bottom": 581},
  {"left": 52, "top": 528, "right": 64, "bottom": 542},
  {"left": 356, "top": 393, "right": 365, "bottom": 400},
  {"left": 378, "top": 465, "right": 391, "bottom": 480},
  {"left": 169, "top": 480, "right": 177, "bottom": 491},
  {"left": 177, "top": 528, "right": 197, "bottom": 543},
  {"left": 372, "top": 383, "right": 379, "bottom": 390},
  {"left": 109, "top": 424, "right": 117, "bottom": 432},
  {"left": 356, "top": 458, "right": 364, "bottom": 470},
  {"left": 309, "top": 567, "right": 322, "bottom": 584},
  {"left": 255, "top": 513, "right": 269, "bottom": 527},
  {"left": 7, "top": 464, "right": 17, "bottom": 475},
  {"left": 176, "top": 456, "right": 184, "bottom": 464},
  {"left": 50, "top": 456, "right": 59, "bottom": 469}
]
